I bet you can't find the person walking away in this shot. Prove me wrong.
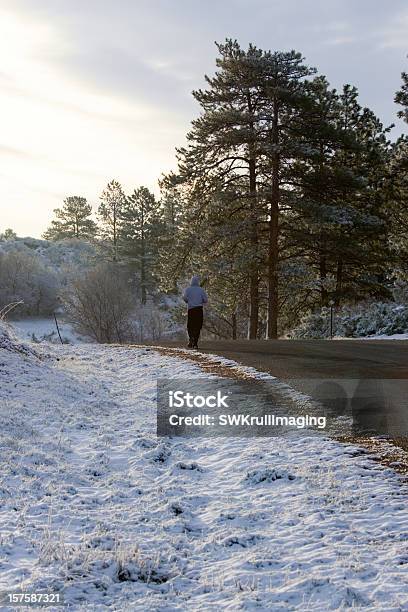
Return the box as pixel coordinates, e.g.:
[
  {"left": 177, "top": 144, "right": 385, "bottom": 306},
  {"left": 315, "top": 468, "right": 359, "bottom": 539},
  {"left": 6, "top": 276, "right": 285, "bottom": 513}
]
[{"left": 182, "top": 275, "right": 208, "bottom": 349}]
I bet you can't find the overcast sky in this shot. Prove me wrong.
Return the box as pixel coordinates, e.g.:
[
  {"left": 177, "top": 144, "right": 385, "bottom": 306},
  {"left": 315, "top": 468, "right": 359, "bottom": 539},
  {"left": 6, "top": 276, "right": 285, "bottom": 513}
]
[{"left": 1, "top": 0, "right": 407, "bottom": 237}]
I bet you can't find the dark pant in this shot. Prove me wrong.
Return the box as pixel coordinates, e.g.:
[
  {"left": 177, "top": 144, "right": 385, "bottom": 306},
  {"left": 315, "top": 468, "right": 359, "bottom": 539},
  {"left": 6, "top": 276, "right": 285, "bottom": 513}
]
[{"left": 187, "top": 306, "right": 203, "bottom": 344}]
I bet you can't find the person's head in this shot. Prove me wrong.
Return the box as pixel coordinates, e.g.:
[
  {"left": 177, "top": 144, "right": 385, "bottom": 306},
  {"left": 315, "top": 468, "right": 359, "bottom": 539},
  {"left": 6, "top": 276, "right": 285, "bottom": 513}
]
[{"left": 190, "top": 275, "right": 200, "bottom": 286}]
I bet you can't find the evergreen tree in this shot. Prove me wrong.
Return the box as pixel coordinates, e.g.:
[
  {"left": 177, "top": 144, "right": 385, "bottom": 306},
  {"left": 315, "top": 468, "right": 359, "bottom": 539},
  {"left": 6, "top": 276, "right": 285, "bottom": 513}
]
[
  {"left": 388, "top": 136, "right": 408, "bottom": 263},
  {"left": 160, "top": 41, "right": 397, "bottom": 338},
  {"left": 43, "top": 197, "right": 97, "bottom": 241},
  {"left": 194, "top": 215, "right": 251, "bottom": 339},
  {"left": 258, "top": 50, "right": 315, "bottom": 337},
  {"left": 395, "top": 66, "right": 408, "bottom": 123},
  {"left": 332, "top": 87, "right": 392, "bottom": 302},
  {"left": 98, "top": 180, "right": 126, "bottom": 261},
  {"left": 173, "top": 39, "right": 314, "bottom": 338},
  {"left": 391, "top": 64, "right": 408, "bottom": 266},
  {"left": 289, "top": 81, "right": 392, "bottom": 309},
  {"left": 0, "top": 228, "right": 17, "bottom": 241},
  {"left": 176, "top": 39, "right": 267, "bottom": 338},
  {"left": 121, "top": 186, "right": 161, "bottom": 304},
  {"left": 156, "top": 180, "right": 184, "bottom": 293},
  {"left": 161, "top": 187, "right": 183, "bottom": 234},
  {"left": 286, "top": 76, "right": 347, "bottom": 306}
]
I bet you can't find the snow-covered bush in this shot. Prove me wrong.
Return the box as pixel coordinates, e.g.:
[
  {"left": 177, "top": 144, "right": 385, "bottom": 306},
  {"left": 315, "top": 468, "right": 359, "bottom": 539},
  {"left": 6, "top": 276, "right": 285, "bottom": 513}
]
[
  {"left": 0, "top": 248, "right": 58, "bottom": 316},
  {"left": 132, "top": 302, "right": 171, "bottom": 342},
  {"left": 63, "top": 263, "right": 136, "bottom": 343},
  {"left": 0, "top": 238, "right": 97, "bottom": 294},
  {"left": 289, "top": 302, "right": 408, "bottom": 339},
  {"left": 341, "top": 303, "right": 408, "bottom": 337},
  {"left": 0, "top": 236, "right": 96, "bottom": 269},
  {"left": 289, "top": 308, "right": 334, "bottom": 339},
  {"left": 392, "top": 279, "right": 408, "bottom": 305}
]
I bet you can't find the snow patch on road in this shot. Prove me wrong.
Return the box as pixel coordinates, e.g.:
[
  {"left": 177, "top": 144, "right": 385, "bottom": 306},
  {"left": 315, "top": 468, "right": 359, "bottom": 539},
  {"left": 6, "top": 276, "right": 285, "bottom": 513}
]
[{"left": 354, "top": 333, "right": 408, "bottom": 340}]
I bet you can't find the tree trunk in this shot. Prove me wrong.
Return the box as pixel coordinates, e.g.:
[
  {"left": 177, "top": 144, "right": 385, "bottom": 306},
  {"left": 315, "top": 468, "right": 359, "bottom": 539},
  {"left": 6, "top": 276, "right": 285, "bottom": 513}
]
[
  {"left": 113, "top": 203, "right": 117, "bottom": 262},
  {"left": 141, "top": 234, "right": 146, "bottom": 305},
  {"left": 267, "top": 98, "right": 279, "bottom": 339},
  {"left": 267, "top": 199, "right": 279, "bottom": 339},
  {"left": 232, "top": 311, "right": 237, "bottom": 340},
  {"left": 247, "top": 155, "right": 259, "bottom": 339},
  {"left": 246, "top": 90, "right": 259, "bottom": 340},
  {"left": 140, "top": 203, "right": 147, "bottom": 305}
]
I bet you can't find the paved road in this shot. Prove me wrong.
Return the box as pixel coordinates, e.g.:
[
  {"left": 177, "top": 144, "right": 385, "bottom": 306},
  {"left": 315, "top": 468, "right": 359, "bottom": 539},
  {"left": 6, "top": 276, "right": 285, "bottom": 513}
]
[
  {"left": 146, "top": 339, "right": 408, "bottom": 380},
  {"left": 146, "top": 339, "right": 408, "bottom": 435}
]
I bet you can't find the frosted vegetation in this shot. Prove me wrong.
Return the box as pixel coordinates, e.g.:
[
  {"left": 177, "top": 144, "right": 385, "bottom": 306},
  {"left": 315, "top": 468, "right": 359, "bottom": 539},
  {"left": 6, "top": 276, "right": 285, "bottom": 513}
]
[
  {"left": 290, "top": 301, "right": 408, "bottom": 339},
  {"left": 1, "top": 232, "right": 408, "bottom": 341},
  {"left": 0, "top": 237, "right": 180, "bottom": 343}
]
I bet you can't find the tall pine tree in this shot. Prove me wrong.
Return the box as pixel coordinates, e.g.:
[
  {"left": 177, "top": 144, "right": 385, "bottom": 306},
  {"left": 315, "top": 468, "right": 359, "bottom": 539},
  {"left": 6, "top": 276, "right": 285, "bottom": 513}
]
[
  {"left": 395, "top": 65, "right": 408, "bottom": 123},
  {"left": 173, "top": 40, "right": 314, "bottom": 338},
  {"left": 43, "top": 197, "right": 97, "bottom": 241},
  {"left": 98, "top": 180, "right": 126, "bottom": 261},
  {"left": 121, "top": 186, "right": 161, "bottom": 304}
]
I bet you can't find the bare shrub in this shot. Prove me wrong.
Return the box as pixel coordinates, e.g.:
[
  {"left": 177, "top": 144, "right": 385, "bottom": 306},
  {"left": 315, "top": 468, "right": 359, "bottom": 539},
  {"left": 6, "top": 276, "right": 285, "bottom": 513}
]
[
  {"left": 134, "top": 303, "right": 169, "bottom": 341},
  {"left": 0, "top": 249, "right": 58, "bottom": 316},
  {"left": 63, "top": 264, "right": 135, "bottom": 343}
]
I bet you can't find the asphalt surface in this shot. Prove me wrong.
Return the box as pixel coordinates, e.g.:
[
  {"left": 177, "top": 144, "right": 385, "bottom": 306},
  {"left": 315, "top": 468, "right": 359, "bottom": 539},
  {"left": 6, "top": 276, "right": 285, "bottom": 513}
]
[
  {"left": 146, "top": 339, "right": 408, "bottom": 380},
  {"left": 147, "top": 339, "right": 408, "bottom": 435}
]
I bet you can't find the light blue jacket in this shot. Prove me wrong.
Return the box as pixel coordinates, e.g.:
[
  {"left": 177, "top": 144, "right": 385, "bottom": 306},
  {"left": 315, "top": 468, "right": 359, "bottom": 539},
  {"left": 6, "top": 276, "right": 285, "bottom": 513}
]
[{"left": 183, "top": 276, "right": 208, "bottom": 310}]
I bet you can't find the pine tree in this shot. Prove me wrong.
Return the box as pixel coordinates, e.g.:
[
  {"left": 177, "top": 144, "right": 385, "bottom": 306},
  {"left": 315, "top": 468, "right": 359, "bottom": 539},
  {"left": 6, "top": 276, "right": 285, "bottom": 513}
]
[
  {"left": 333, "top": 87, "right": 392, "bottom": 302},
  {"left": 156, "top": 181, "right": 184, "bottom": 293},
  {"left": 98, "top": 180, "right": 126, "bottom": 261},
  {"left": 388, "top": 136, "right": 408, "bottom": 262},
  {"left": 259, "top": 50, "right": 315, "bottom": 337},
  {"left": 161, "top": 187, "right": 182, "bottom": 234},
  {"left": 290, "top": 82, "right": 392, "bottom": 308},
  {"left": 193, "top": 210, "right": 252, "bottom": 339},
  {"left": 177, "top": 39, "right": 267, "bottom": 338},
  {"left": 0, "top": 228, "right": 17, "bottom": 241},
  {"left": 121, "top": 186, "right": 161, "bottom": 304},
  {"left": 161, "top": 40, "right": 396, "bottom": 338},
  {"left": 395, "top": 67, "right": 408, "bottom": 123},
  {"left": 389, "top": 64, "right": 408, "bottom": 263},
  {"left": 286, "top": 76, "right": 347, "bottom": 306},
  {"left": 173, "top": 40, "right": 314, "bottom": 338},
  {"left": 43, "top": 197, "right": 97, "bottom": 241}
]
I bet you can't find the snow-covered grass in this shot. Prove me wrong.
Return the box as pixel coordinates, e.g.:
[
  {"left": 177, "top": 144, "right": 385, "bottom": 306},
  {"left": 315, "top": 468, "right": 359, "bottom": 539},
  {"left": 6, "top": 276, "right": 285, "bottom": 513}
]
[
  {"left": 0, "top": 330, "right": 408, "bottom": 610},
  {"left": 356, "top": 332, "right": 408, "bottom": 340},
  {"left": 11, "top": 317, "right": 89, "bottom": 345}
]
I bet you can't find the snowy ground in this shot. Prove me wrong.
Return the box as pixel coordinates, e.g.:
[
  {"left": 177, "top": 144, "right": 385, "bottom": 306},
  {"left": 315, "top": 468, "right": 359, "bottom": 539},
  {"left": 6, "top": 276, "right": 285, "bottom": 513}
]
[
  {"left": 333, "top": 333, "right": 408, "bottom": 341},
  {"left": 0, "top": 335, "right": 408, "bottom": 610},
  {"left": 357, "top": 333, "right": 408, "bottom": 340},
  {"left": 11, "top": 318, "right": 88, "bottom": 345}
]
